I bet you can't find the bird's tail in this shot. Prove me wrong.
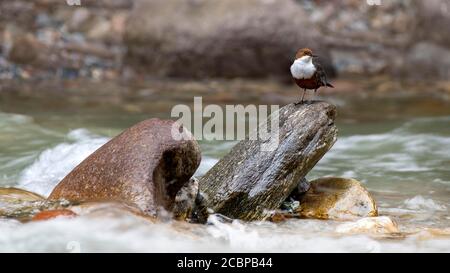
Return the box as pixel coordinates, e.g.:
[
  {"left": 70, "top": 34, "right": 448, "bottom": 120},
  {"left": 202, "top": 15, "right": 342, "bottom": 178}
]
[{"left": 326, "top": 82, "right": 334, "bottom": 88}]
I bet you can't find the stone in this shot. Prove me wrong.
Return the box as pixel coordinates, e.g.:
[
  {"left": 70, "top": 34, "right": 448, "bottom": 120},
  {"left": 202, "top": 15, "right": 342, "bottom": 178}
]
[
  {"left": 416, "top": 0, "right": 450, "bottom": 46},
  {"left": 287, "top": 177, "right": 311, "bottom": 201},
  {"left": 199, "top": 102, "right": 337, "bottom": 221},
  {"left": 124, "top": 0, "right": 333, "bottom": 79},
  {"left": 297, "top": 177, "right": 378, "bottom": 220},
  {"left": 67, "top": 201, "right": 151, "bottom": 221},
  {"left": 31, "top": 209, "right": 77, "bottom": 221},
  {"left": 0, "top": 187, "right": 72, "bottom": 222},
  {"left": 48, "top": 119, "right": 201, "bottom": 218},
  {"left": 87, "top": 18, "right": 112, "bottom": 41},
  {"left": 403, "top": 42, "right": 450, "bottom": 79},
  {"left": 6, "top": 33, "right": 41, "bottom": 65},
  {"left": 0, "top": 187, "right": 45, "bottom": 203},
  {"left": 336, "top": 216, "right": 399, "bottom": 234},
  {"left": 68, "top": 8, "right": 91, "bottom": 32},
  {"left": 173, "top": 177, "right": 209, "bottom": 223}
]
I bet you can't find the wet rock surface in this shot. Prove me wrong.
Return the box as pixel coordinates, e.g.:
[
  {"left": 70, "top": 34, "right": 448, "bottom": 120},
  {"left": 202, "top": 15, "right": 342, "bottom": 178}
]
[
  {"left": 48, "top": 119, "right": 201, "bottom": 217},
  {"left": 297, "top": 177, "right": 378, "bottom": 220},
  {"left": 31, "top": 209, "right": 77, "bottom": 221},
  {"left": 173, "top": 177, "right": 209, "bottom": 224},
  {"left": 0, "top": 187, "right": 45, "bottom": 203},
  {"left": 199, "top": 102, "right": 337, "bottom": 221},
  {"left": 0, "top": 187, "right": 73, "bottom": 222},
  {"left": 336, "top": 216, "right": 400, "bottom": 235}
]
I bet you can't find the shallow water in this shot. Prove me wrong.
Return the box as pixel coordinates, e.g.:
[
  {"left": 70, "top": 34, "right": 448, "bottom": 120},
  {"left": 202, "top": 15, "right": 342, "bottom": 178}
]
[{"left": 0, "top": 91, "right": 449, "bottom": 252}]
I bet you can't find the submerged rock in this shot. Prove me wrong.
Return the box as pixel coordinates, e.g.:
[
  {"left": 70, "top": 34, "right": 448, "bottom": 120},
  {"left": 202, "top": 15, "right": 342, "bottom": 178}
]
[
  {"left": 199, "top": 102, "right": 337, "bottom": 221},
  {"left": 32, "top": 209, "right": 77, "bottom": 221},
  {"left": 49, "top": 119, "right": 201, "bottom": 218},
  {"left": 297, "top": 177, "right": 378, "bottom": 220},
  {"left": 67, "top": 201, "right": 154, "bottom": 222},
  {"left": 336, "top": 216, "right": 399, "bottom": 234}
]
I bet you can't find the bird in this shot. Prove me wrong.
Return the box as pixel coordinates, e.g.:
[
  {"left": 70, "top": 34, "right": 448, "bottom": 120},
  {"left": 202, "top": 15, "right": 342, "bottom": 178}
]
[{"left": 290, "top": 48, "right": 334, "bottom": 104}]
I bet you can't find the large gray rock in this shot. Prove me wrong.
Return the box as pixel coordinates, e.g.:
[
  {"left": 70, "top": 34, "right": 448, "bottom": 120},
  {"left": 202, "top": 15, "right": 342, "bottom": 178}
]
[
  {"left": 124, "top": 0, "right": 332, "bottom": 79},
  {"left": 403, "top": 42, "right": 450, "bottom": 79},
  {"left": 199, "top": 102, "right": 337, "bottom": 221},
  {"left": 416, "top": 0, "right": 450, "bottom": 47},
  {"left": 49, "top": 119, "right": 201, "bottom": 217}
]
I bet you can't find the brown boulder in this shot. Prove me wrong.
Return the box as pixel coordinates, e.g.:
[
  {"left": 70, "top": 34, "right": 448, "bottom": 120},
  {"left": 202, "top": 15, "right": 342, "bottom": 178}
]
[
  {"left": 6, "top": 33, "right": 41, "bottom": 65},
  {"left": 297, "top": 177, "right": 378, "bottom": 220},
  {"left": 48, "top": 119, "right": 201, "bottom": 217}
]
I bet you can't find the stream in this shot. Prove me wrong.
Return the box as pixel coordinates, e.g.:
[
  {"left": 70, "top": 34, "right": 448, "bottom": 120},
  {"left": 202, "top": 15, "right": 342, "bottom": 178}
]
[{"left": 0, "top": 89, "right": 449, "bottom": 252}]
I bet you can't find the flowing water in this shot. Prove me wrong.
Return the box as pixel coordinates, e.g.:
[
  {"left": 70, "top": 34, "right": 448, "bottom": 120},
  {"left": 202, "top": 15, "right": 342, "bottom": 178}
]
[{"left": 0, "top": 89, "right": 449, "bottom": 252}]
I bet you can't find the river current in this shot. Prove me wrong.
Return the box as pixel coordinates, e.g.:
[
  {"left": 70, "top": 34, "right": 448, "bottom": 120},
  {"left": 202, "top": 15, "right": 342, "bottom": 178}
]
[{"left": 0, "top": 93, "right": 449, "bottom": 252}]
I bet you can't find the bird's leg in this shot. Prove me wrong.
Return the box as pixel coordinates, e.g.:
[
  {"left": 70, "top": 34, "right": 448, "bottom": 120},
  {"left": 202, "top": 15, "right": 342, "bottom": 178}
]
[{"left": 295, "top": 89, "right": 307, "bottom": 105}]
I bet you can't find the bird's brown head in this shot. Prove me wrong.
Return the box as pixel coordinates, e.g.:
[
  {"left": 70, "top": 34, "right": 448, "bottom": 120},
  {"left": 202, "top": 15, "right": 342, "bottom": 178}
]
[{"left": 295, "top": 48, "right": 317, "bottom": 59}]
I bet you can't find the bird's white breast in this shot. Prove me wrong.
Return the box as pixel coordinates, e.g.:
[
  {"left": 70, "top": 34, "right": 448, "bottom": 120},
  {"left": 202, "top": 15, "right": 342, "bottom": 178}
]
[{"left": 290, "top": 56, "right": 316, "bottom": 79}]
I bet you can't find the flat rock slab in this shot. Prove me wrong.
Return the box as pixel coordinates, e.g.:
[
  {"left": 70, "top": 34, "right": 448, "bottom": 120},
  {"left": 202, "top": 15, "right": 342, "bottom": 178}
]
[
  {"left": 0, "top": 187, "right": 71, "bottom": 221},
  {"left": 49, "top": 119, "right": 201, "bottom": 217},
  {"left": 199, "top": 101, "right": 337, "bottom": 221},
  {"left": 298, "top": 177, "right": 378, "bottom": 220},
  {"left": 0, "top": 187, "right": 45, "bottom": 203}
]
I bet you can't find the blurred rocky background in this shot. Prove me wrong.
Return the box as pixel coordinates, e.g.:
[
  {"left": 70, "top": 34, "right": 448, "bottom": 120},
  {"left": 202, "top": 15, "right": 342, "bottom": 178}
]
[{"left": 0, "top": 0, "right": 449, "bottom": 93}]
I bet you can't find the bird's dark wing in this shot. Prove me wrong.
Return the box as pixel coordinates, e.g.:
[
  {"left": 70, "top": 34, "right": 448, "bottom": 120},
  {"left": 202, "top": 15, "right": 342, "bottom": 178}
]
[{"left": 312, "top": 57, "right": 329, "bottom": 87}]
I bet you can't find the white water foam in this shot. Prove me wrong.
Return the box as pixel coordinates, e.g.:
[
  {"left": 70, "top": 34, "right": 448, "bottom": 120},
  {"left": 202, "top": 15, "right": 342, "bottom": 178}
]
[
  {"left": 17, "top": 129, "right": 109, "bottom": 196},
  {"left": 1, "top": 213, "right": 450, "bottom": 252},
  {"left": 403, "top": 195, "right": 447, "bottom": 211}
]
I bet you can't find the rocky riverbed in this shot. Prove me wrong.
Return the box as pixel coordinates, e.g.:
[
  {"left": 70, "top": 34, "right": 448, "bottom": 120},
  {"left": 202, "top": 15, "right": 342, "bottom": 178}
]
[
  {"left": 0, "top": 91, "right": 449, "bottom": 251},
  {"left": 0, "top": 0, "right": 450, "bottom": 253},
  {"left": 1, "top": 0, "right": 449, "bottom": 86},
  {"left": 1, "top": 102, "right": 343, "bottom": 222},
  {"left": 1, "top": 99, "right": 449, "bottom": 253}
]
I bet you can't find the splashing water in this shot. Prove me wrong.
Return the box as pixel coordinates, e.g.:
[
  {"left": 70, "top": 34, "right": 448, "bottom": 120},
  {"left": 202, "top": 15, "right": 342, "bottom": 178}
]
[{"left": 0, "top": 106, "right": 450, "bottom": 252}]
